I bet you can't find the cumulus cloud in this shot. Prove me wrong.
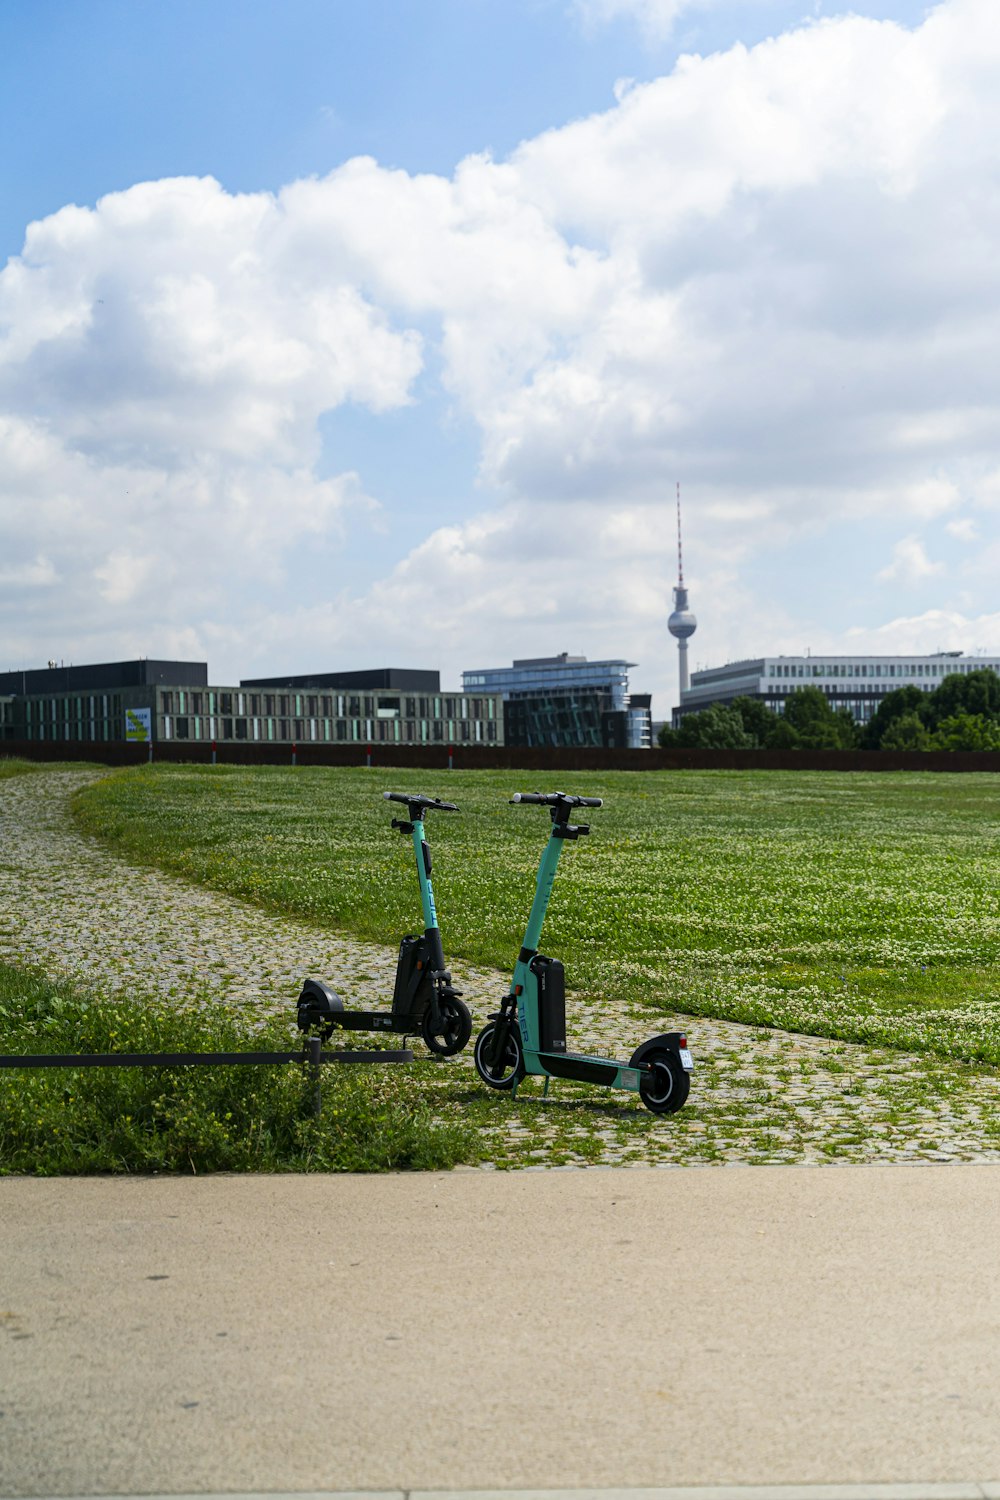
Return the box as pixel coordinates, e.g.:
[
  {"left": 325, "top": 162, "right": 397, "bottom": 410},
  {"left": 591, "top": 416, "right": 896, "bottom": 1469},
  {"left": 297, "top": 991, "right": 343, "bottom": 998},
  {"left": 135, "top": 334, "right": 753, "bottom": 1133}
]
[
  {"left": 574, "top": 0, "right": 709, "bottom": 44},
  {"left": 0, "top": 176, "right": 413, "bottom": 663},
  {"left": 876, "top": 536, "right": 943, "bottom": 584},
  {"left": 3, "top": 0, "right": 1000, "bottom": 702},
  {"left": 842, "top": 607, "right": 1000, "bottom": 657}
]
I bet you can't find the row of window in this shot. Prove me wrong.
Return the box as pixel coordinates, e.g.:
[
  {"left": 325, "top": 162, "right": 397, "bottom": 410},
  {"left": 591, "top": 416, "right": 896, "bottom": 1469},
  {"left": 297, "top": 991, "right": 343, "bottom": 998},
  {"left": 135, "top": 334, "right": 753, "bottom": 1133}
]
[
  {"left": 769, "top": 679, "right": 938, "bottom": 697},
  {"left": 773, "top": 696, "right": 881, "bottom": 724},
  {"left": 23, "top": 694, "right": 124, "bottom": 721},
  {"left": 767, "top": 662, "right": 993, "bottom": 681},
  {"left": 23, "top": 722, "right": 122, "bottom": 742},
  {"left": 162, "top": 716, "right": 498, "bottom": 744},
  {"left": 161, "top": 690, "right": 495, "bottom": 721}
]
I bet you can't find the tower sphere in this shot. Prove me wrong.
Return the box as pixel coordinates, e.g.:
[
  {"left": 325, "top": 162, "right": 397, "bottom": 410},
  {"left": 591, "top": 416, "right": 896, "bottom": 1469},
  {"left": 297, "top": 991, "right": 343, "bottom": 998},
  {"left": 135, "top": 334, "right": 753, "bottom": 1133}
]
[{"left": 668, "top": 606, "right": 697, "bottom": 640}]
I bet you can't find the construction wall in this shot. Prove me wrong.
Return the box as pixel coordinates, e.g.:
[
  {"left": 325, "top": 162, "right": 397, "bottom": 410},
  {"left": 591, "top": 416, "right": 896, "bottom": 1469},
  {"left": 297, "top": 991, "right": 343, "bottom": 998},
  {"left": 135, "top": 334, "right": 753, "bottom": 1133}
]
[{"left": 6, "top": 739, "right": 1000, "bottom": 773}]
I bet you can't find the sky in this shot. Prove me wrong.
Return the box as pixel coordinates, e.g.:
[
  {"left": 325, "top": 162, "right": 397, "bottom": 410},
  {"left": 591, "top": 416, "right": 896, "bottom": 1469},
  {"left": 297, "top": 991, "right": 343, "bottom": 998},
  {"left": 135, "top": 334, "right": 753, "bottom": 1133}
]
[{"left": 2, "top": 0, "right": 999, "bottom": 714}]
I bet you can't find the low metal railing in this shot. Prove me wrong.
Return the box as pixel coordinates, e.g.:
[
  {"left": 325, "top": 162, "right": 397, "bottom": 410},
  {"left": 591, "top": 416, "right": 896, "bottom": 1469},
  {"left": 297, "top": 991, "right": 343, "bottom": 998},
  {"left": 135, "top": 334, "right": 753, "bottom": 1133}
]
[{"left": 0, "top": 1036, "right": 413, "bottom": 1117}]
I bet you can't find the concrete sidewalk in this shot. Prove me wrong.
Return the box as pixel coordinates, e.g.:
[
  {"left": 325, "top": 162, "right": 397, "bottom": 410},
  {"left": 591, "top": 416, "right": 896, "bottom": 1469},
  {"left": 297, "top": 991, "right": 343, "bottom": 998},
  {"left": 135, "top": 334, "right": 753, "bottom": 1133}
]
[{"left": 3, "top": 1166, "right": 1000, "bottom": 1497}]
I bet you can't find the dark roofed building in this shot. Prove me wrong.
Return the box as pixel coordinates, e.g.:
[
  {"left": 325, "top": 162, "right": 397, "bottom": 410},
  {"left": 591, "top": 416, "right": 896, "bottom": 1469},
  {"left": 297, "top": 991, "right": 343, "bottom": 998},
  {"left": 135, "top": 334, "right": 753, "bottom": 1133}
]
[
  {"left": 0, "top": 659, "right": 207, "bottom": 696},
  {"left": 241, "top": 667, "right": 439, "bottom": 692},
  {"left": 0, "top": 658, "right": 502, "bottom": 749}
]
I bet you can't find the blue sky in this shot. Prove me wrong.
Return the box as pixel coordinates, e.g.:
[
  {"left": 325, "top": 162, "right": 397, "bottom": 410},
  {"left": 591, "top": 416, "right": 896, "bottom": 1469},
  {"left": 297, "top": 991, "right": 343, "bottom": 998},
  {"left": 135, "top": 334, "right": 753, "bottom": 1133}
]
[
  {"left": 2, "top": 0, "right": 930, "bottom": 248},
  {"left": 2, "top": 0, "right": 996, "bottom": 710}
]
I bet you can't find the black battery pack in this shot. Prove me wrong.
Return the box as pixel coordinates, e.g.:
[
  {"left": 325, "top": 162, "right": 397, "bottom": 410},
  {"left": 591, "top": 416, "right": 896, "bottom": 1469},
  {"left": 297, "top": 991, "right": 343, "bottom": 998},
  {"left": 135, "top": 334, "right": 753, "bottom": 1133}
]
[
  {"left": 531, "top": 953, "right": 566, "bottom": 1052},
  {"left": 392, "top": 935, "right": 432, "bottom": 1018}
]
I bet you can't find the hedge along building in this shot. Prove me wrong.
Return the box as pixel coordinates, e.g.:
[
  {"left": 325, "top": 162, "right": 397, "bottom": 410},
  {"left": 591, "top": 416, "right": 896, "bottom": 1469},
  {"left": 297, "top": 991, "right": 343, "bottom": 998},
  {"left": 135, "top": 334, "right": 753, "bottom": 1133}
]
[
  {"left": 0, "top": 659, "right": 504, "bottom": 749},
  {"left": 675, "top": 652, "right": 1000, "bottom": 727}
]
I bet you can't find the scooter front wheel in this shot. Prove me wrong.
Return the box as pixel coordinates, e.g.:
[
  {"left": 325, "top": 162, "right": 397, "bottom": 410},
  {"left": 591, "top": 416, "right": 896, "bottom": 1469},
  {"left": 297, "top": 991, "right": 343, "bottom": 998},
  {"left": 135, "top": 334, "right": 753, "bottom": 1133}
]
[
  {"left": 636, "top": 1046, "right": 690, "bottom": 1115},
  {"left": 474, "top": 1021, "right": 524, "bottom": 1090},
  {"left": 421, "top": 995, "right": 473, "bottom": 1056}
]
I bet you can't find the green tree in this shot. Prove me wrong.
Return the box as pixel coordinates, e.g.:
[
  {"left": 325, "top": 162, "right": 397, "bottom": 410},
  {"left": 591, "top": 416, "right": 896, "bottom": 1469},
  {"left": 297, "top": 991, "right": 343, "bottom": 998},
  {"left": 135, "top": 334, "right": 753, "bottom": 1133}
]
[
  {"left": 925, "top": 668, "right": 1000, "bottom": 728},
  {"left": 731, "top": 695, "right": 781, "bottom": 747},
  {"left": 880, "top": 712, "right": 932, "bottom": 751},
  {"left": 657, "top": 721, "right": 678, "bottom": 747},
  {"left": 930, "top": 713, "right": 1000, "bottom": 751},
  {"left": 767, "top": 715, "right": 802, "bottom": 749},
  {"left": 862, "top": 685, "right": 928, "bottom": 749},
  {"left": 782, "top": 686, "right": 859, "bottom": 749},
  {"left": 674, "top": 703, "right": 754, "bottom": 749}
]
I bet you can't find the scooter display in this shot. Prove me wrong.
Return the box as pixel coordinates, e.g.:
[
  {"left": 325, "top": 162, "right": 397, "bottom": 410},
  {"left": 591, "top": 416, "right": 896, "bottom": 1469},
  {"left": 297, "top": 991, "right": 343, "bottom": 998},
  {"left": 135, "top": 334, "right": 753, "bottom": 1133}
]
[
  {"left": 473, "top": 791, "right": 693, "bottom": 1113},
  {"left": 297, "top": 792, "right": 473, "bottom": 1057}
]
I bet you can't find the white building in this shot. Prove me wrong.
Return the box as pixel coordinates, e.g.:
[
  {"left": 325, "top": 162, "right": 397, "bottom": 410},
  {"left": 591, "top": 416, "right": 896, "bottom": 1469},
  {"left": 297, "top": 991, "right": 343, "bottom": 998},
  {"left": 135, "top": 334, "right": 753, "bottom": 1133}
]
[{"left": 676, "top": 652, "right": 1000, "bottom": 726}]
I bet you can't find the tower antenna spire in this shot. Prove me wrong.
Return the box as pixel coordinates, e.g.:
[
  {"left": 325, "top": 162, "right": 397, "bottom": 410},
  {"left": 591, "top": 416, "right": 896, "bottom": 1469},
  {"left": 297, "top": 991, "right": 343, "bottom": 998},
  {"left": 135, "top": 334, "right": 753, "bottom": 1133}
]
[{"left": 677, "top": 480, "right": 684, "bottom": 587}]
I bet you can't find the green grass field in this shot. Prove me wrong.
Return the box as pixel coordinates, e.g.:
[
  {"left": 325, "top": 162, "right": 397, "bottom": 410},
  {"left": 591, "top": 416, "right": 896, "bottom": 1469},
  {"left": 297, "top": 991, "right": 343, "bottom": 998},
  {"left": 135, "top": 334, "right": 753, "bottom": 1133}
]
[
  {"left": 73, "top": 764, "right": 1000, "bottom": 1066},
  {"left": 0, "top": 962, "right": 477, "bottom": 1174},
  {"left": 0, "top": 758, "right": 40, "bottom": 780}
]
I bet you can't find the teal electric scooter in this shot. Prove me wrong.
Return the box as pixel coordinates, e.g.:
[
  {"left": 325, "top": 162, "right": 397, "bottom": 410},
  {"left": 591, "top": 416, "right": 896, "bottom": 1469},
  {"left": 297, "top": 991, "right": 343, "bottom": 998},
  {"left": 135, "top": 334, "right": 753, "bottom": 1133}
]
[
  {"left": 297, "top": 792, "right": 472, "bottom": 1056},
  {"left": 473, "top": 792, "right": 693, "bottom": 1113}
]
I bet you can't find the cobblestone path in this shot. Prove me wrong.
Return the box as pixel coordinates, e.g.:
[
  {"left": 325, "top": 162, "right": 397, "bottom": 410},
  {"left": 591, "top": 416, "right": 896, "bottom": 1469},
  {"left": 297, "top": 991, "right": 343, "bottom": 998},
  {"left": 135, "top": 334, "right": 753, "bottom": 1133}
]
[{"left": 3, "top": 766, "right": 1000, "bottom": 1166}]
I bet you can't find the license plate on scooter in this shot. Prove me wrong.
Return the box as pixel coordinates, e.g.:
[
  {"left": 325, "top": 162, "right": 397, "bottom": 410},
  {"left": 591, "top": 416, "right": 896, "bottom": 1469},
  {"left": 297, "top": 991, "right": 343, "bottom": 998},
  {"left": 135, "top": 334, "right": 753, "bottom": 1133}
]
[{"left": 679, "top": 1048, "right": 694, "bottom": 1071}]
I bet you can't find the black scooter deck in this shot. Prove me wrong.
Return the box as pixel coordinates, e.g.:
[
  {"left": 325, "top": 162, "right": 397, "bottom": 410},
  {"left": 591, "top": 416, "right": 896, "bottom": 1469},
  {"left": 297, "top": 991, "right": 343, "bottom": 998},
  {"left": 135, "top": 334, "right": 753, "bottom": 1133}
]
[
  {"left": 534, "top": 1050, "right": 627, "bottom": 1086},
  {"left": 329, "top": 1010, "right": 416, "bottom": 1034}
]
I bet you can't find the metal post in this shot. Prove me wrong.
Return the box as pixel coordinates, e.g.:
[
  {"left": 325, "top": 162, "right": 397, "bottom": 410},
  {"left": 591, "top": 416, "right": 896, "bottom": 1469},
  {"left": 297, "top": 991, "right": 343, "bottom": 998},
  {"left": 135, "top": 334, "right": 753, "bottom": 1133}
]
[
  {"left": 211, "top": 739, "right": 217, "bottom": 766},
  {"left": 147, "top": 738, "right": 153, "bottom": 764},
  {"left": 366, "top": 744, "right": 372, "bottom": 768},
  {"left": 292, "top": 742, "right": 297, "bottom": 768},
  {"left": 448, "top": 743, "right": 453, "bottom": 770},
  {"left": 309, "top": 1034, "right": 322, "bottom": 1118}
]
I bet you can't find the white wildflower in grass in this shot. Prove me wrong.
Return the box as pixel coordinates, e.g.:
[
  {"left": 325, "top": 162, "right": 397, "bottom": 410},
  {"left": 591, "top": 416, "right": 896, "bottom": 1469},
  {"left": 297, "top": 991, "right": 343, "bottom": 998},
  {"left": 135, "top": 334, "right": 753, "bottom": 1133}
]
[{"left": 73, "top": 766, "right": 1000, "bottom": 1066}]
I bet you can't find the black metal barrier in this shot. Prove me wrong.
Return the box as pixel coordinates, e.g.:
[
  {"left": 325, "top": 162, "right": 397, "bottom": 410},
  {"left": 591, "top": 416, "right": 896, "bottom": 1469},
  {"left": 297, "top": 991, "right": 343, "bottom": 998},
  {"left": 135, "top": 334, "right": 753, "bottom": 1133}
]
[{"left": 0, "top": 1036, "right": 414, "bottom": 1117}]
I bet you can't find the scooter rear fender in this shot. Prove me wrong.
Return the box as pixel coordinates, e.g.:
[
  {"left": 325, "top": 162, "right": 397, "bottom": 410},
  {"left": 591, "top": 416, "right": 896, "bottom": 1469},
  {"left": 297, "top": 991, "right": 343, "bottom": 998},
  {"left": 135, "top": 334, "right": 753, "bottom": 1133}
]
[{"left": 629, "top": 1031, "right": 693, "bottom": 1071}]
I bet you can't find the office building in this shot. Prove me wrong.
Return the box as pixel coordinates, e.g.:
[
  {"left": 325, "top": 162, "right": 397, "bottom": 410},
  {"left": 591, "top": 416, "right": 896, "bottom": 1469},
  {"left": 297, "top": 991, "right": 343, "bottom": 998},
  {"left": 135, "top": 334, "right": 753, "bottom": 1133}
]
[
  {"left": 463, "top": 653, "right": 652, "bottom": 748},
  {"left": 0, "top": 659, "right": 503, "bottom": 747},
  {"left": 676, "top": 652, "right": 1000, "bottom": 726}
]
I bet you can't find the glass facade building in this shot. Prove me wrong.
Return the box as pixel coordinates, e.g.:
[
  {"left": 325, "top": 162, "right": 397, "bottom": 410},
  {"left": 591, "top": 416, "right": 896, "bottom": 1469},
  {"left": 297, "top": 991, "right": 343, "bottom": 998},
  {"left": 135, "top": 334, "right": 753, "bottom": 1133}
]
[{"left": 463, "top": 654, "right": 651, "bottom": 748}]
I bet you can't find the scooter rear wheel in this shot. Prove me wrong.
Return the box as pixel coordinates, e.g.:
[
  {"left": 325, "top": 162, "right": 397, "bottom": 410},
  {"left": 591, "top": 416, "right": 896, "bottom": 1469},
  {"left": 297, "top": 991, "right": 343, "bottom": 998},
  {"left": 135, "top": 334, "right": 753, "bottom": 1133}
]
[
  {"left": 474, "top": 1021, "right": 524, "bottom": 1090},
  {"left": 636, "top": 1047, "right": 690, "bottom": 1115},
  {"left": 421, "top": 995, "right": 473, "bottom": 1056}
]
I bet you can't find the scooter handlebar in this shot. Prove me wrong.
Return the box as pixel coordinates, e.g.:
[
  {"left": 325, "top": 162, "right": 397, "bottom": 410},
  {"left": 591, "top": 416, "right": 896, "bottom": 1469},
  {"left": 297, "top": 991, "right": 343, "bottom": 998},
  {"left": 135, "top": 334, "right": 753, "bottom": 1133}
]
[
  {"left": 383, "top": 792, "right": 458, "bottom": 812},
  {"left": 510, "top": 792, "right": 603, "bottom": 808}
]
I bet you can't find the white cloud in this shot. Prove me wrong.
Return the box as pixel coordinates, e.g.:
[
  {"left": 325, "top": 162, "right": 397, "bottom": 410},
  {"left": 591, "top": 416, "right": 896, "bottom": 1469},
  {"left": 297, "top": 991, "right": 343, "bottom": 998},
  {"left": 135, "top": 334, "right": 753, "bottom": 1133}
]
[
  {"left": 946, "top": 517, "right": 978, "bottom": 542},
  {"left": 876, "top": 536, "right": 943, "bottom": 584},
  {"left": 842, "top": 607, "right": 1000, "bottom": 657},
  {"left": 0, "top": 554, "right": 56, "bottom": 587},
  {"left": 574, "top": 0, "right": 708, "bottom": 45}
]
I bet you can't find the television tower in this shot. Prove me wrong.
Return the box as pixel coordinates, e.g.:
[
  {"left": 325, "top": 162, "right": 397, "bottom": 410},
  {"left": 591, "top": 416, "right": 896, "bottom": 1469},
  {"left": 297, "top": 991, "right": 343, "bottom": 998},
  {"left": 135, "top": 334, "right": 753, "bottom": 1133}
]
[{"left": 667, "top": 482, "right": 697, "bottom": 696}]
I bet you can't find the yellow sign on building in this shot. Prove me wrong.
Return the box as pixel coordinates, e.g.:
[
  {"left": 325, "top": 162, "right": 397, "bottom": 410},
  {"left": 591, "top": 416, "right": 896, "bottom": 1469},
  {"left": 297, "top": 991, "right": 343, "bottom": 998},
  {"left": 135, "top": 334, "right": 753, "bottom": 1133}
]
[{"left": 125, "top": 708, "right": 152, "bottom": 742}]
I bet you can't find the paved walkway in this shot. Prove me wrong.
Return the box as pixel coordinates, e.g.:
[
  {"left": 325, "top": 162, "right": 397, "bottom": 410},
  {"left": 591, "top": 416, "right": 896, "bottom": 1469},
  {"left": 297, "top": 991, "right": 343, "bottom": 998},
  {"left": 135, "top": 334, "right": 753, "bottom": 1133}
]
[
  {"left": 3, "top": 1170, "right": 1000, "bottom": 1494},
  {"left": 2, "top": 768, "right": 1000, "bottom": 1166},
  {"left": 11, "top": 1491, "right": 1000, "bottom": 1500}
]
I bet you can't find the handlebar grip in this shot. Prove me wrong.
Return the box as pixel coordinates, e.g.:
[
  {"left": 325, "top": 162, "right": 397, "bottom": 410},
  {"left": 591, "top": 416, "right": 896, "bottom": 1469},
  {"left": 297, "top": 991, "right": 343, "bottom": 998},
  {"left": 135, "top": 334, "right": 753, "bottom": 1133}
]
[
  {"left": 510, "top": 792, "right": 603, "bottom": 808},
  {"left": 384, "top": 791, "right": 458, "bottom": 812}
]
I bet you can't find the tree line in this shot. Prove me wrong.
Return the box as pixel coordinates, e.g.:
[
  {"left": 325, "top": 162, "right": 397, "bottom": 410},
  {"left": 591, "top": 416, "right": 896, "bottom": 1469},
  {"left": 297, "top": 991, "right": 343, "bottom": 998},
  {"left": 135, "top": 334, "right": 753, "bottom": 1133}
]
[{"left": 658, "top": 668, "right": 1000, "bottom": 751}]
